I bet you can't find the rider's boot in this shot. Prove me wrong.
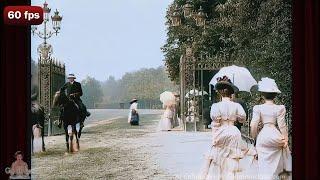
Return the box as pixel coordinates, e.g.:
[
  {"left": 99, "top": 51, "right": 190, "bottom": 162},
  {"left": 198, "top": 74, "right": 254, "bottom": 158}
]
[
  {"left": 82, "top": 105, "right": 90, "bottom": 117},
  {"left": 80, "top": 121, "right": 84, "bottom": 129}
]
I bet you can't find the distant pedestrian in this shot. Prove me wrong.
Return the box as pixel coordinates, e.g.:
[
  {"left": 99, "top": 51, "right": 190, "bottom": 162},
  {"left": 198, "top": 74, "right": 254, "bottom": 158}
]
[
  {"left": 158, "top": 104, "right": 173, "bottom": 131},
  {"left": 128, "top": 98, "right": 139, "bottom": 125}
]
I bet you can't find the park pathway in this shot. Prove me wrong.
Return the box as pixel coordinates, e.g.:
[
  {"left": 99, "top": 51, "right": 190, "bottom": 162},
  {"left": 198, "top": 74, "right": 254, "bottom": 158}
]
[{"left": 32, "top": 109, "right": 212, "bottom": 180}]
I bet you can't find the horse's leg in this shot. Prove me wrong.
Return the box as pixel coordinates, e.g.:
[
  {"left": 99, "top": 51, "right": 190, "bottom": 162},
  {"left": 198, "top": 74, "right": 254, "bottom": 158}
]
[
  {"left": 41, "top": 126, "right": 45, "bottom": 151},
  {"left": 64, "top": 125, "right": 70, "bottom": 152},
  {"left": 75, "top": 124, "right": 80, "bottom": 151},
  {"left": 67, "top": 125, "right": 73, "bottom": 152},
  {"left": 65, "top": 133, "right": 69, "bottom": 152},
  {"left": 70, "top": 125, "right": 79, "bottom": 152},
  {"left": 31, "top": 126, "right": 34, "bottom": 154},
  {"left": 78, "top": 116, "right": 85, "bottom": 138},
  {"left": 69, "top": 133, "right": 74, "bottom": 152}
]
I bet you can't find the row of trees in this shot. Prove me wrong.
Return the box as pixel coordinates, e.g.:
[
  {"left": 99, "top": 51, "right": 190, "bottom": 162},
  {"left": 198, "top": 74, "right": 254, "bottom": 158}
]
[
  {"left": 162, "top": 0, "right": 292, "bottom": 116},
  {"left": 82, "top": 66, "right": 178, "bottom": 108},
  {"left": 31, "top": 60, "right": 177, "bottom": 109}
]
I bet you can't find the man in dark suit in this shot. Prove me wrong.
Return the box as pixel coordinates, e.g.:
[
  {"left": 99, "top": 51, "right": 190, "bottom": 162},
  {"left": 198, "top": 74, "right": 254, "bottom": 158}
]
[
  {"left": 60, "top": 74, "right": 90, "bottom": 128},
  {"left": 231, "top": 93, "right": 248, "bottom": 131}
]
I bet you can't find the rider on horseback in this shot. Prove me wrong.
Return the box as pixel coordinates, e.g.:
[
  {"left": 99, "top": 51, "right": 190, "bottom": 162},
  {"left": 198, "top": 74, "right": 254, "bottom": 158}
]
[{"left": 59, "top": 74, "right": 90, "bottom": 129}]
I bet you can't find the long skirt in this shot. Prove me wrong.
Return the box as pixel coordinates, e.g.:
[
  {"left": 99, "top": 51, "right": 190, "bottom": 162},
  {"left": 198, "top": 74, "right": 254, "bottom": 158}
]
[
  {"left": 256, "top": 126, "right": 292, "bottom": 180},
  {"left": 158, "top": 118, "right": 172, "bottom": 131},
  {"left": 32, "top": 125, "right": 43, "bottom": 153},
  {"left": 203, "top": 125, "right": 258, "bottom": 180}
]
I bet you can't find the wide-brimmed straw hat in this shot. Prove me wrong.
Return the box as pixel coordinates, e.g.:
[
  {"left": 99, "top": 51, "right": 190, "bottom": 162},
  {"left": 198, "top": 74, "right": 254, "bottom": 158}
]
[
  {"left": 257, "top": 77, "right": 281, "bottom": 93},
  {"left": 130, "top": 98, "right": 138, "bottom": 104},
  {"left": 67, "top": 73, "right": 76, "bottom": 79},
  {"left": 215, "top": 76, "right": 239, "bottom": 94}
]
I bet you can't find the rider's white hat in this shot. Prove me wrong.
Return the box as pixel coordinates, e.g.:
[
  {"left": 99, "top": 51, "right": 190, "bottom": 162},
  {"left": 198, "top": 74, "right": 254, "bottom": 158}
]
[
  {"left": 258, "top": 77, "right": 281, "bottom": 93},
  {"left": 67, "top": 73, "right": 76, "bottom": 79}
]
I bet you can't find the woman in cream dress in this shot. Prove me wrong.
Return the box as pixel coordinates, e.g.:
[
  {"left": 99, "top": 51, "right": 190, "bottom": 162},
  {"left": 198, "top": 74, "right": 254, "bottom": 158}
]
[
  {"left": 202, "top": 76, "right": 254, "bottom": 180},
  {"left": 250, "top": 78, "right": 292, "bottom": 180},
  {"left": 128, "top": 98, "right": 138, "bottom": 124},
  {"left": 158, "top": 105, "right": 173, "bottom": 131}
]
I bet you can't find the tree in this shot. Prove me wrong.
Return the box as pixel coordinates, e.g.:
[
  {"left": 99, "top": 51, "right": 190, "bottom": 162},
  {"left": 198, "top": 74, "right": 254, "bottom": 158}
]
[
  {"left": 100, "top": 66, "right": 178, "bottom": 108},
  {"left": 101, "top": 76, "right": 119, "bottom": 103},
  {"left": 81, "top": 76, "right": 104, "bottom": 108},
  {"left": 163, "top": 0, "right": 292, "bottom": 132}
]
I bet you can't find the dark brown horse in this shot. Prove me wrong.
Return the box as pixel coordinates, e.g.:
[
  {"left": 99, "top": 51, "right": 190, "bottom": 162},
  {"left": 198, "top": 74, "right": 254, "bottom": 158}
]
[{"left": 53, "top": 91, "right": 82, "bottom": 153}]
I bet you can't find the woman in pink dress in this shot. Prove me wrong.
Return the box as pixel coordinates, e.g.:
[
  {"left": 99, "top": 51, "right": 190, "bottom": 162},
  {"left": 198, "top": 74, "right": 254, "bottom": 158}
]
[
  {"left": 158, "top": 104, "right": 173, "bottom": 131},
  {"left": 202, "top": 76, "right": 251, "bottom": 180},
  {"left": 250, "top": 78, "right": 292, "bottom": 179}
]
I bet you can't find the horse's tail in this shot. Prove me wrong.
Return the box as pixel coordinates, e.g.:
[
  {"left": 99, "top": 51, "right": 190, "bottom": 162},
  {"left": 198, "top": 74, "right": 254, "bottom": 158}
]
[{"left": 53, "top": 91, "right": 61, "bottom": 107}]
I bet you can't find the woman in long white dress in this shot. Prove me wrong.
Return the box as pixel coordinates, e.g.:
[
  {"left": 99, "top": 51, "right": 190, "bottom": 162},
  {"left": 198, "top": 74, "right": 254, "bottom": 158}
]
[
  {"left": 158, "top": 105, "right": 173, "bottom": 131},
  {"left": 32, "top": 124, "right": 43, "bottom": 153},
  {"left": 250, "top": 78, "right": 292, "bottom": 180},
  {"left": 128, "top": 98, "right": 138, "bottom": 124},
  {"left": 202, "top": 76, "right": 251, "bottom": 180}
]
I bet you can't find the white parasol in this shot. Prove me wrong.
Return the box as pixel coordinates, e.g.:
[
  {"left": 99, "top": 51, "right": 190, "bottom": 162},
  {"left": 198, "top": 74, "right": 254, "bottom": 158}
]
[
  {"left": 209, "top": 65, "right": 257, "bottom": 92},
  {"left": 160, "top": 91, "right": 176, "bottom": 105}
]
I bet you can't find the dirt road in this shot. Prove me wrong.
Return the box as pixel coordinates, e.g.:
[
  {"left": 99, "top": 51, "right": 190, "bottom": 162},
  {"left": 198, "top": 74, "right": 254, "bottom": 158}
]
[{"left": 32, "top": 114, "right": 175, "bottom": 180}]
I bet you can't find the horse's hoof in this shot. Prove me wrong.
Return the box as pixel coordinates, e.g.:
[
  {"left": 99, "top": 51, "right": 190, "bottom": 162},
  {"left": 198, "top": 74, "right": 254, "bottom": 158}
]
[{"left": 64, "top": 152, "right": 69, "bottom": 156}]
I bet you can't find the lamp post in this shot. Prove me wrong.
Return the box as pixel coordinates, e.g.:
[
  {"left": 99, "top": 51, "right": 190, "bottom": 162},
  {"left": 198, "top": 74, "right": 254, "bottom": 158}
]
[
  {"left": 170, "top": 1, "right": 207, "bottom": 132},
  {"left": 170, "top": 2, "right": 208, "bottom": 52},
  {"left": 32, "top": 1, "right": 62, "bottom": 136},
  {"left": 32, "top": 1, "right": 62, "bottom": 60}
]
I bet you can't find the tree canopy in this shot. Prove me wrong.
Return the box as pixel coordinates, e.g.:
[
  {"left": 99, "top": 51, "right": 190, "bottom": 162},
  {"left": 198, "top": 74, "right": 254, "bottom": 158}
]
[
  {"left": 163, "top": 0, "right": 292, "bottom": 132},
  {"left": 163, "top": 0, "right": 291, "bottom": 105},
  {"left": 101, "top": 66, "right": 178, "bottom": 107},
  {"left": 81, "top": 76, "right": 104, "bottom": 108}
]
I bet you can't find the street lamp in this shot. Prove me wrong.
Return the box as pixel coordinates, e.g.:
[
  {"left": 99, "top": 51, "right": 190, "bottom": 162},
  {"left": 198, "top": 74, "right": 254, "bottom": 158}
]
[
  {"left": 183, "top": 0, "right": 193, "bottom": 18},
  {"left": 31, "top": 2, "right": 62, "bottom": 136},
  {"left": 32, "top": 1, "right": 62, "bottom": 60},
  {"left": 170, "top": 3, "right": 207, "bottom": 27},
  {"left": 195, "top": 6, "right": 206, "bottom": 27},
  {"left": 170, "top": 1, "right": 208, "bottom": 132},
  {"left": 171, "top": 5, "right": 181, "bottom": 27},
  {"left": 51, "top": 9, "right": 63, "bottom": 35}
]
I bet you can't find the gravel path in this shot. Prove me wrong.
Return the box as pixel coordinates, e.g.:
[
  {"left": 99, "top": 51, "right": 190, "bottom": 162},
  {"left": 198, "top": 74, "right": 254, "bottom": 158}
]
[
  {"left": 32, "top": 113, "right": 175, "bottom": 180},
  {"left": 32, "top": 111, "right": 214, "bottom": 180}
]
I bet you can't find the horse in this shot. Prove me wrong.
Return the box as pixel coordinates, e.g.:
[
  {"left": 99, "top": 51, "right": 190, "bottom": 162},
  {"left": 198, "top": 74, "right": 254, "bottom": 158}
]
[
  {"left": 31, "top": 100, "right": 46, "bottom": 153},
  {"left": 53, "top": 91, "right": 84, "bottom": 153}
]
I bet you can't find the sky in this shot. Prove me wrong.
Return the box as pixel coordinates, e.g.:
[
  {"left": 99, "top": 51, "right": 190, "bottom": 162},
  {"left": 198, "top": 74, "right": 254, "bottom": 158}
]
[{"left": 31, "top": 0, "right": 173, "bottom": 81}]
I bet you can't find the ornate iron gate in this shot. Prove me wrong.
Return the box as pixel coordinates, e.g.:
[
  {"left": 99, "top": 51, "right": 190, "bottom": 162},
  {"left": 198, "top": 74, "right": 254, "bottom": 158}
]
[
  {"left": 180, "top": 49, "right": 234, "bottom": 131},
  {"left": 38, "top": 57, "right": 65, "bottom": 136}
]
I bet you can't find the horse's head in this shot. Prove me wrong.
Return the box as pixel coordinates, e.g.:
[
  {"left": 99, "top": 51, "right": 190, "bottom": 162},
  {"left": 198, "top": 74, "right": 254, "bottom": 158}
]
[
  {"left": 53, "top": 91, "right": 61, "bottom": 107},
  {"left": 53, "top": 91, "right": 68, "bottom": 107}
]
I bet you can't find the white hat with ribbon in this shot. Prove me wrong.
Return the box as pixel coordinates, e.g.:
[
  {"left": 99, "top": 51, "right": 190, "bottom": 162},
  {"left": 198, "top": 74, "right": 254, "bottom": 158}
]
[{"left": 258, "top": 77, "right": 281, "bottom": 93}]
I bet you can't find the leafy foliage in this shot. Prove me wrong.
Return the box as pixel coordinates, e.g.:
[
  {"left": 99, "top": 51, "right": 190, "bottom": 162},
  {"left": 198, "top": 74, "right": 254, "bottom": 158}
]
[
  {"left": 101, "top": 66, "right": 178, "bottom": 106},
  {"left": 81, "top": 76, "right": 104, "bottom": 108},
  {"left": 163, "top": 0, "right": 292, "bottom": 133}
]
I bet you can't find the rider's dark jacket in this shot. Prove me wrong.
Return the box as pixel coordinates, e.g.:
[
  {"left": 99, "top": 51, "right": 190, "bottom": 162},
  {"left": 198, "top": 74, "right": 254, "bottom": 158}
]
[{"left": 60, "top": 81, "right": 83, "bottom": 100}]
